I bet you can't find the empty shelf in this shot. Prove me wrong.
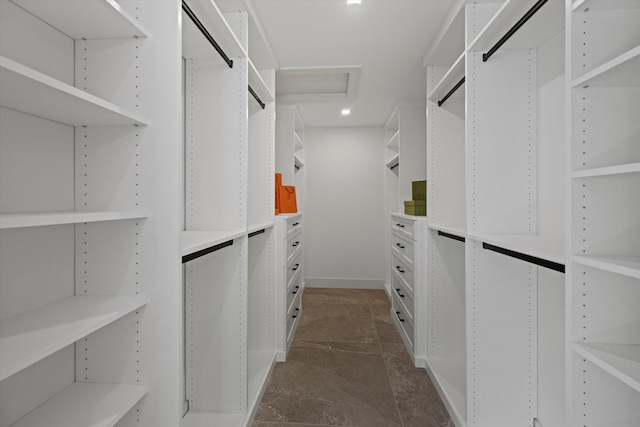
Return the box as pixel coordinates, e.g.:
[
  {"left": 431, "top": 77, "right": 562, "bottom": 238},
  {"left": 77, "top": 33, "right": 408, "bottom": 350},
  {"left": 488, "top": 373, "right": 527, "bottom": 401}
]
[
  {"left": 573, "top": 343, "right": 640, "bottom": 393},
  {"left": 12, "top": 382, "right": 149, "bottom": 427},
  {"left": 0, "top": 296, "right": 148, "bottom": 381},
  {"left": 0, "top": 211, "right": 148, "bottom": 229},
  {"left": 573, "top": 255, "right": 640, "bottom": 279},
  {"left": 0, "top": 56, "right": 148, "bottom": 127},
  {"left": 12, "top": 0, "right": 147, "bottom": 39}
]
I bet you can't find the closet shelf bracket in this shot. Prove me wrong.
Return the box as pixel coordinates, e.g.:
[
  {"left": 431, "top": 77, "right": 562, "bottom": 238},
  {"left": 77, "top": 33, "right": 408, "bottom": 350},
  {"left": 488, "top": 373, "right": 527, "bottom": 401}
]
[
  {"left": 182, "top": 0, "right": 233, "bottom": 68},
  {"left": 248, "top": 85, "right": 265, "bottom": 109},
  {"left": 437, "top": 230, "right": 466, "bottom": 242},
  {"left": 182, "top": 239, "right": 233, "bottom": 263},
  {"left": 438, "top": 77, "right": 465, "bottom": 107},
  {"left": 482, "top": 0, "right": 549, "bottom": 62},
  {"left": 482, "top": 242, "right": 564, "bottom": 273}
]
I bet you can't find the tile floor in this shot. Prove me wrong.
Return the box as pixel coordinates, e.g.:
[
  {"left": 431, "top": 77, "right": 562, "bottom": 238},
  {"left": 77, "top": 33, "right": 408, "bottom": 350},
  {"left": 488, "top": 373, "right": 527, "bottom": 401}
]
[{"left": 252, "top": 288, "right": 453, "bottom": 427}]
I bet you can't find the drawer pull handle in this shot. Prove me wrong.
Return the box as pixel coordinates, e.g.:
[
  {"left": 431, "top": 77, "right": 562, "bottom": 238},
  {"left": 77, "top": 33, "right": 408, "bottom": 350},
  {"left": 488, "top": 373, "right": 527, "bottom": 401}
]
[
  {"left": 293, "top": 307, "right": 300, "bottom": 318},
  {"left": 396, "top": 243, "right": 405, "bottom": 249},
  {"left": 292, "top": 222, "right": 300, "bottom": 227},
  {"left": 292, "top": 263, "right": 300, "bottom": 271},
  {"left": 292, "top": 241, "right": 299, "bottom": 247},
  {"left": 395, "top": 288, "right": 405, "bottom": 298},
  {"left": 395, "top": 265, "right": 405, "bottom": 274},
  {"left": 292, "top": 285, "right": 300, "bottom": 294},
  {"left": 395, "top": 311, "right": 405, "bottom": 322},
  {"left": 396, "top": 223, "right": 405, "bottom": 228}
]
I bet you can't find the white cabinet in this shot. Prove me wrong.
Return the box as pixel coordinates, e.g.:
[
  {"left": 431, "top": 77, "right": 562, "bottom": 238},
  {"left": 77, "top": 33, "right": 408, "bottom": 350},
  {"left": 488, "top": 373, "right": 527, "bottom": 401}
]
[
  {"left": 274, "top": 214, "right": 304, "bottom": 361},
  {"left": 389, "top": 214, "right": 427, "bottom": 367},
  {"left": 0, "top": 1, "right": 182, "bottom": 426},
  {"left": 567, "top": 0, "right": 640, "bottom": 425}
]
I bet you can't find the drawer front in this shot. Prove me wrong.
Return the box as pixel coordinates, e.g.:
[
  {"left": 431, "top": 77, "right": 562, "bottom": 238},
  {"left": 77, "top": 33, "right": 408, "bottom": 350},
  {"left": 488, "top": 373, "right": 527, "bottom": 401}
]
[
  {"left": 391, "top": 252, "right": 414, "bottom": 294},
  {"left": 391, "top": 231, "right": 414, "bottom": 266},
  {"left": 286, "top": 292, "right": 302, "bottom": 343},
  {"left": 392, "top": 291, "right": 414, "bottom": 350},
  {"left": 391, "top": 216, "right": 414, "bottom": 239},
  {"left": 286, "top": 230, "right": 303, "bottom": 262},
  {"left": 391, "top": 270, "right": 414, "bottom": 322},
  {"left": 286, "top": 273, "right": 303, "bottom": 314},
  {"left": 286, "top": 216, "right": 303, "bottom": 236},
  {"left": 286, "top": 252, "right": 302, "bottom": 287}
]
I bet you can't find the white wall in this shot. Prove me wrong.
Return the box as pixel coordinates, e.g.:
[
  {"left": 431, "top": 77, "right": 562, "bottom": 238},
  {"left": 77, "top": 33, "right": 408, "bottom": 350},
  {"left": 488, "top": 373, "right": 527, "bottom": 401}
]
[{"left": 303, "top": 126, "right": 386, "bottom": 289}]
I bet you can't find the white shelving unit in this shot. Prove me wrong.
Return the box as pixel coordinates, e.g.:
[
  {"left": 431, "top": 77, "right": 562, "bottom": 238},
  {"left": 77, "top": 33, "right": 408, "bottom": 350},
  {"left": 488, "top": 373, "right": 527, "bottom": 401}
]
[
  {"left": 0, "top": 1, "right": 182, "bottom": 426},
  {"left": 179, "top": 1, "right": 276, "bottom": 426},
  {"left": 276, "top": 104, "right": 306, "bottom": 213},
  {"left": 567, "top": 0, "right": 640, "bottom": 424},
  {"left": 424, "top": 1, "right": 567, "bottom": 426}
]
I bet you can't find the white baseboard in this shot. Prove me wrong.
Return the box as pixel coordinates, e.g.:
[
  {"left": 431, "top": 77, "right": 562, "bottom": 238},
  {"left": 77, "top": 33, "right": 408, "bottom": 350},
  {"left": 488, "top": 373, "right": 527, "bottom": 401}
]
[{"left": 304, "top": 277, "right": 385, "bottom": 289}]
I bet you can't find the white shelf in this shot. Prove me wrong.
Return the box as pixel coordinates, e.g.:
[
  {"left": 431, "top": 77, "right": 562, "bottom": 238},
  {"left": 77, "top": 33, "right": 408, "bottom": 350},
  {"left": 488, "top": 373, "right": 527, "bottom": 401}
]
[
  {"left": 181, "top": 0, "right": 247, "bottom": 61},
  {"left": 428, "top": 357, "right": 467, "bottom": 426},
  {"left": 573, "top": 343, "right": 640, "bottom": 393},
  {"left": 0, "top": 211, "right": 148, "bottom": 229},
  {"left": 294, "top": 154, "right": 304, "bottom": 170},
  {"left": 427, "top": 52, "right": 465, "bottom": 103},
  {"left": 423, "top": 0, "right": 466, "bottom": 67},
  {"left": 181, "top": 230, "right": 246, "bottom": 257},
  {"left": 386, "top": 153, "right": 400, "bottom": 170},
  {"left": 428, "top": 223, "right": 467, "bottom": 240},
  {"left": 468, "top": 0, "right": 565, "bottom": 53},
  {"left": 0, "top": 56, "right": 148, "bottom": 127},
  {"left": 573, "top": 0, "right": 640, "bottom": 12},
  {"left": 572, "top": 45, "right": 640, "bottom": 88},
  {"left": 572, "top": 162, "right": 640, "bottom": 178},
  {"left": 11, "top": 0, "right": 148, "bottom": 39},
  {"left": 386, "top": 129, "right": 400, "bottom": 151},
  {"left": 181, "top": 411, "right": 245, "bottom": 427},
  {"left": 573, "top": 255, "right": 640, "bottom": 279},
  {"left": 469, "top": 233, "right": 565, "bottom": 266},
  {"left": 12, "top": 382, "right": 149, "bottom": 427},
  {"left": 247, "top": 349, "right": 275, "bottom": 405},
  {"left": 0, "top": 296, "right": 148, "bottom": 381}
]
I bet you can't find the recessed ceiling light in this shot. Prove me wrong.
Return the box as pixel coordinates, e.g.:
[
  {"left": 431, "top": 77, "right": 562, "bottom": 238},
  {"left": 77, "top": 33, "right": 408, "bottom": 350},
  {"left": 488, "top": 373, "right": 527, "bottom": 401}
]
[
  {"left": 341, "top": 109, "right": 351, "bottom": 116},
  {"left": 347, "top": 0, "right": 361, "bottom": 4}
]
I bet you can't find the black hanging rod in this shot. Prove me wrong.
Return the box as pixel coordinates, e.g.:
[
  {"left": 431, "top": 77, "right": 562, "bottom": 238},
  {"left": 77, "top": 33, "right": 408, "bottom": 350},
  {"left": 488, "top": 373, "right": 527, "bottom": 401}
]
[
  {"left": 482, "top": 0, "right": 549, "bottom": 62},
  {"left": 248, "top": 85, "right": 265, "bottom": 109},
  {"left": 437, "top": 230, "right": 465, "bottom": 243},
  {"left": 248, "top": 228, "right": 266, "bottom": 238},
  {"left": 182, "top": 1, "right": 233, "bottom": 68},
  {"left": 438, "top": 77, "right": 465, "bottom": 107},
  {"left": 482, "top": 242, "right": 564, "bottom": 273},
  {"left": 182, "top": 239, "right": 233, "bottom": 263}
]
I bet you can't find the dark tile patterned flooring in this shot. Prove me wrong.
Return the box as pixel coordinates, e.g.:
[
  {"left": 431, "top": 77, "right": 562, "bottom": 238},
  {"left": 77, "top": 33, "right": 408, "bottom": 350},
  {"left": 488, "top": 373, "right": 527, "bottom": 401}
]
[{"left": 252, "top": 288, "right": 453, "bottom": 427}]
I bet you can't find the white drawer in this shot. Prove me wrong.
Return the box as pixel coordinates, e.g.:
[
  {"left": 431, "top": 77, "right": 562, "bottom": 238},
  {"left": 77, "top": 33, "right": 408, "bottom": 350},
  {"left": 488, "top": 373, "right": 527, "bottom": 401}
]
[
  {"left": 391, "top": 252, "right": 414, "bottom": 294},
  {"left": 286, "top": 272, "right": 302, "bottom": 313},
  {"left": 286, "top": 252, "right": 302, "bottom": 287},
  {"left": 286, "top": 216, "right": 303, "bottom": 236},
  {"left": 392, "top": 291, "right": 413, "bottom": 350},
  {"left": 391, "top": 269, "right": 414, "bottom": 322},
  {"left": 286, "top": 292, "right": 302, "bottom": 343},
  {"left": 286, "top": 229, "right": 302, "bottom": 262},
  {"left": 391, "top": 230, "right": 414, "bottom": 266},
  {"left": 391, "top": 216, "right": 414, "bottom": 239}
]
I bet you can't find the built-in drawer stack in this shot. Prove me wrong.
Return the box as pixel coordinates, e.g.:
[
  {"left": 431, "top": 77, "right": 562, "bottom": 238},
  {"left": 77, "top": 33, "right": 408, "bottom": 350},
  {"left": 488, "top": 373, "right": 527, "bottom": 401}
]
[
  {"left": 389, "top": 214, "right": 427, "bottom": 366},
  {"left": 275, "top": 213, "right": 304, "bottom": 361}
]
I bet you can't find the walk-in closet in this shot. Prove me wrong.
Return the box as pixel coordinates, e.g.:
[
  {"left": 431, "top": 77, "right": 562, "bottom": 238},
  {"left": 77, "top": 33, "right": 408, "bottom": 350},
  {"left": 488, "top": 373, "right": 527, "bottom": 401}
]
[{"left": 0, "top": 0, "right": 637, "bottom": 426}]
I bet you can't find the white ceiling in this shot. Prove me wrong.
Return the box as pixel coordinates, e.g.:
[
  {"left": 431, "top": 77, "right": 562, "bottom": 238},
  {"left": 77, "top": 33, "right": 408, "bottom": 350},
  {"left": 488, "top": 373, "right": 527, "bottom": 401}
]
[{"left": 246, "top": 0, "right": 454, "bottom": 128}]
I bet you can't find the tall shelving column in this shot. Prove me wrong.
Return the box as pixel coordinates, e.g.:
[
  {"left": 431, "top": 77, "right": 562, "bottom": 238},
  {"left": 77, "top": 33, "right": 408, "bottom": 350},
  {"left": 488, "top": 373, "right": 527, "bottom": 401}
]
[
  {"left": 465, "top": 0, "right": 566, "bottom": 425},
  {"left": 567, "top": 0, "right": 640, "bottom": 425},
  {"left": 0, "top": 1, "right": 182, "bottom": 426},
  {"left": 423, "top": 1, "right": 467, "bottom": 425}
]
